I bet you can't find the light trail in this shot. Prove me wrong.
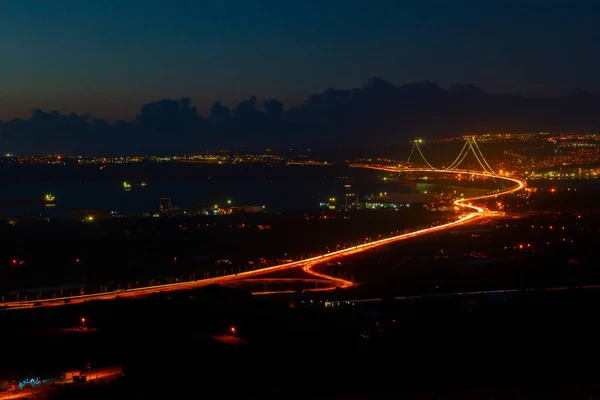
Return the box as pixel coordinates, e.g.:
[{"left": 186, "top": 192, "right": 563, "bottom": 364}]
[
  {"left": 279, "top": 166, "right": 525, "bottom": 292},
  {"left": 228, "top": 167, "right": 524, "bottom": 292},
  {"left": 0, "top": 168, "right": 526, "bottom": 309},
  {"left": 302, "top": 260, "right": 354, "bottom": 289},
  {"left": 223, "top": 278, "right": 332, "bottom": 284}
]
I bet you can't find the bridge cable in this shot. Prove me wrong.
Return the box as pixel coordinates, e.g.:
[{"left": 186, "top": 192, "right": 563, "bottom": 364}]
[
  {"left": 466, "top": 138, "right": 494, "bottom": 174},
  {"left": 466, "top": 138, "right": 490, "bottom": 173},
  {"left": 471, "top": 137, "right": 495, "bottom": 174},
  {"left": 414, "top": 141, "right": 436, "bottom": 169},
  {"left": 445, "top": 143, "right": 470, "bottom": 170},
  {"left": 471, "top": 138, "right": 496, "bottom": 174},
  {"left": 405, "top": 142, "right": 417, "bottom": 165},
  {"left": 443, "top": 140, "right": 469, "bottom": 170}
]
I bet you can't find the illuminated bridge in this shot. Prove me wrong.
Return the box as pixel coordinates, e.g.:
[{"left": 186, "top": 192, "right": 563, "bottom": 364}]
[
  {"left": 1, "top": 138, "right": 526, "bottom": 309},
  {"left": 404, "top": 136, "right": 496, "bottom": 173}
]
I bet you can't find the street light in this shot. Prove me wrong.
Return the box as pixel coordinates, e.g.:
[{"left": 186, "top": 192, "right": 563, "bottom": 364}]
[
  {"left": 80, "top": 317, "right": 86, "bottom": 329},
  {"left": 230, "top": 326, "right": 236, "bottom": 334}
]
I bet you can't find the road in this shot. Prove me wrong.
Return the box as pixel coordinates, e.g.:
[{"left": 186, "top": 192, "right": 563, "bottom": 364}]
[
  {"left": 0, "top": 367, "right": 123, "bottom": 400},
  {"left": 0, "top": 168, "right": 526, "bottom": 309},
  {"left": 79, "top": 366, "right": 123, "bottom": 381}
]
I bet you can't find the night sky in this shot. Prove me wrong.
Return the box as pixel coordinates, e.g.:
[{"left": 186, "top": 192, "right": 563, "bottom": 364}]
[{"left": 1, "top": 0, "right": 599, "bottom": 121}]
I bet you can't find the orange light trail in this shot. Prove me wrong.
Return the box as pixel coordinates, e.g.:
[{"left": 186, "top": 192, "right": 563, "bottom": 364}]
[{"left": 0, "top": 168, "right": 526, "bottom": 309}]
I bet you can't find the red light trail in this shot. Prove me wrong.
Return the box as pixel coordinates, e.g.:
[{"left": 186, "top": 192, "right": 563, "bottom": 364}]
[{"left": 0, "top": 166, "right": 526, "bottom": 310}]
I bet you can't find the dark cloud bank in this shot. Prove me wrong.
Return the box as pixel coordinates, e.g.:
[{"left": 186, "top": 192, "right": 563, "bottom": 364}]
[{"left": 1, "top": 78, "right": 599, "bottom": 155}]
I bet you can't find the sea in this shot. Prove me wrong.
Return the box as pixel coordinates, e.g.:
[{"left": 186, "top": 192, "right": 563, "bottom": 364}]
[{"left": 0, "top": 162, "right": 495, "bottom": 218}]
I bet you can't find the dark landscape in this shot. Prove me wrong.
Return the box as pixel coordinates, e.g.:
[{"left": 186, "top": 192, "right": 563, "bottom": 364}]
[{"left": 3, "top": 1, "right": 600, "bottom": 398}]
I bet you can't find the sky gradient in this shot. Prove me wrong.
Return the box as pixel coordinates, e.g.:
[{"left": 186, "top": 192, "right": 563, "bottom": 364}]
[{"left": 1, "top": 0, "right": 599, "bottom": 121}]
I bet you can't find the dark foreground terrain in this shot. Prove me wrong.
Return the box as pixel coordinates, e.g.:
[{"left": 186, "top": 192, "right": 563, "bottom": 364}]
[
  {"left": 2, "top": 284, "right": 600, "bottom": 399},
  {"left": 320, "top": 212, "right": 600, "bottom": 298},
  {"left": 0, "top": 209, "right": 449, "bottom": 297}
]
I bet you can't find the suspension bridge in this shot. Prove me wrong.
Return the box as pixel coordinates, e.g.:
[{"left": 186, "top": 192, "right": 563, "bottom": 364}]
[
  {"left": 356, "top": 136, "right": 526, "bottom": 214},
  {"left": 0, "top": 138, "right": 526, "bottom": 309},
  {"left": 404, "top": 136, "right": 496, "bottom": 173}
]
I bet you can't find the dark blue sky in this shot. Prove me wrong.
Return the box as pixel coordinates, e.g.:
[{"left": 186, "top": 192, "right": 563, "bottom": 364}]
[{"left": 1, "top": 0, "right": 599, "bottom": 121}]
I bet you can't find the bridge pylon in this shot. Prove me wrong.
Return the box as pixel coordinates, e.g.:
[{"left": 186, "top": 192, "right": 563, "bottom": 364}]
[
  {"left": 405, "top": 138, "right": 435, "bottom": 169},
  {"left": 403, "top": 136, "right": 495, "bottom": 174}
]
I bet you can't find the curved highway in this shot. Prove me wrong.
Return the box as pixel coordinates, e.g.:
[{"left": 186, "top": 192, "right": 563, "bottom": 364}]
[{"left": 0, "top": 168, "right": 526, "bottom": 310}]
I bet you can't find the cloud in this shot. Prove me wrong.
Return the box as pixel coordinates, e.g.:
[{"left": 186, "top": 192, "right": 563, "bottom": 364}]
[
  {"left": 1, "top": 79, "right": 599, "bottom": 155},
  {"left": 264, "top": 98, "right": 284, "bottom": 120}
]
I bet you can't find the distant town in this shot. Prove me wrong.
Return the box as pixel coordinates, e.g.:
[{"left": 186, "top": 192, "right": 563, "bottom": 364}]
[
  {"left": 2, "top": 132, "right": 598, "bottom": 181},
  {"left": 0, "top": 148, "right": 331, "bottom": 166}
]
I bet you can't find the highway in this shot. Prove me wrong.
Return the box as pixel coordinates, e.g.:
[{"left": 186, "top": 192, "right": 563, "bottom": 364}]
[{"left": 0, "top": 167, "right": 526, "bottom": 310}]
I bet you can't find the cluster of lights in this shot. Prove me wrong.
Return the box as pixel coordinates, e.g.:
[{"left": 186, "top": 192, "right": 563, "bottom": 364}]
[{"left": 0, "top": 155, "right": 527, "bottom": 309}]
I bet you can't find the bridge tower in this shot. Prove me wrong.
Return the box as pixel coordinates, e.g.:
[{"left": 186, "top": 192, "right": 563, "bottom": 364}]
[
  {"left": 404, "top": 136, "right": 495, "bottom": 174},
  {"left": 405, "top": 139, "right": 435, "bottom": 169}
]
